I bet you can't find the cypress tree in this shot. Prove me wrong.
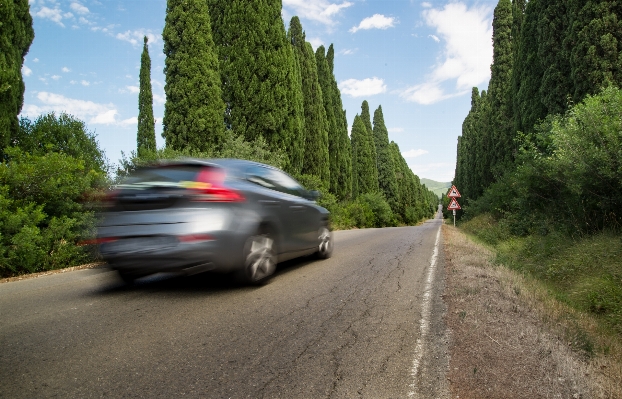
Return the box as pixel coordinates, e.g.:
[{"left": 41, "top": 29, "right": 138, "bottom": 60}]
[
  {"left": 487, "top": 0, "right": 514, "bottom": 177},
  {"left": 315, "top": 45, "right": 339, "bottom": 194},
  {"left": 0, "top": 0, "right": 34, "bottom": 152},
  {"left": 538, "top": 0, "right": 572, "bottom": 117},
  {"left": 288, "top": 17, "right": 329, "bottom": 183},
  {"left": 162, "top": 0, "right": 225, "bottom": 152},
  {"left": 351, "top": 114, "right": 377, "bottom": 197},
  {"left": 389, "top": 141, "right": 419, "bottom": 223},
  {"left": 207, "top": 0, "right": 305, "bottom": 174},
  {"left": 137, "top": 36, "right": 156, "bottom": 156},
  {"left": 359, "top": 100, "right": 378, "bottom": 190},
  {"left": 327, "top": 44, "right": 352, "bottom": 200},
  {"left": 372, "top": 106, "right": 399, "bottom": 211},
  {"left": 568, "top": 1, "right": 622, "bottom": 102},
  {"left": 513, "top": 0, "right": 547, "bottom": 134}
]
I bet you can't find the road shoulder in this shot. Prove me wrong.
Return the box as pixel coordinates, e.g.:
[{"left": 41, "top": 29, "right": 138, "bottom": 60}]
[{"left": 442, "top": 224, "right": 594, "bottom": 398}]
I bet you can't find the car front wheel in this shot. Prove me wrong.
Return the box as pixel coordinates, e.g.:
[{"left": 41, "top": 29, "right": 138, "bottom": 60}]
[
  {"left": 316, "top": 226, "right": 333, "bottom": 259},
  {"left": 236, "top": 229, "right": 277, "bottom": 285}
]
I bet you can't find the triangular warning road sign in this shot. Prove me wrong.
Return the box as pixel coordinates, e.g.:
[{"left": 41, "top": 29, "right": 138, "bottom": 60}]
[
  {"left": 447, "top": 185, "right": 461, "bottom": 198},
  {"left": 447, "top": 198, "right": 461, "bottom": 210}
]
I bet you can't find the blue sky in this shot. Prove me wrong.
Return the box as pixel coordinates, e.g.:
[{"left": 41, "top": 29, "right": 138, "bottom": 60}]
[{"left": 22, "top": 0, "right": 498, "bottom": 182}]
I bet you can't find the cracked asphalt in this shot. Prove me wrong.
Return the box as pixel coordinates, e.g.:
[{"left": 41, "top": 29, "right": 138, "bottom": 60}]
[{"left": 0, "top": 214, "right": 448, "bottom": 399}]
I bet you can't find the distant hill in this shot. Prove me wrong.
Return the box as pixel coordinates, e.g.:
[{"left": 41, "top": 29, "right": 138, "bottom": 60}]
[{"left": 420, "top": 178, "right": 452, "bottom": 198}]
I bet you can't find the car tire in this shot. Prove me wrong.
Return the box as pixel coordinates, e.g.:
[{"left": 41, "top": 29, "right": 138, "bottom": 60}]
[
  {"left": 315, "top": 225, "right": 333, "bottom": 259},
  {"left": 236, "top": 227, "right": 277, "bottom": 285}
]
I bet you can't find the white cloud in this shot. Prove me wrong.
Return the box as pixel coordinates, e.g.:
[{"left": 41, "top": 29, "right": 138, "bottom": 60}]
[
  {"left": 22, "top": 65, "right": 32, "bottom": 77},
  {"left": 81, "top": 80, "right": 90, "bottom": 86},
  {"left": 153, "top": 94, "right": 165, "bottom": 105},
  {"left": 402, "top": 2, "right": 493, "bottom": 105},
  {"left": 33, "top": 58, "right": 39, "bottom": 63},
  {"left": 350, "top": 14, "right": 396, "bottom": 33},
  {"left": 116, "top": 30, "right": 160, "bottom": 46},
  {"left": 34, "top": 6, "right": 66, "bottom": 27},
  {"left": 90, "top": 109, "right": 118, "bottom": 124},
  {"left": 70, "top": 80, "right": 77, "bottom": 85},
  {"left": 79, "top": 16, "right": 94, "bottom": 25},
  {"left": 428, "top": 34, "right": 440, "bottom": 42},
  {"left": 339, "top": 48, "right": 356, "bottom": 55},
  {"left": 283, "top": 0, "right": 353, "bottom": 25},
  {"left": 70, "top": 2, "right": 89, "bottom": 14},
  {"left": 118, "top": 117, "right": 137, "bottom": 127},
  {"left": 307, "top": 37, "right": 324, "bottom": 51},
  {"left": 388, "top": 127, "right": 404, "bottom": 133},
  {"left": 62, "top": 67, "right": 70, "bottom": 73},
  {"left": 51, "top": 75, "right": 61, "bottom": 80},
  {"left": 22, "top": 92, "right": 122, "bottom": 126},
  {"left": 402, "top": 149, "right": 429, "bottom": 158},
  {"left": 421, "top": 2, "right": 432, "bottom": 8},
  {"left": 124, "top": 85, "right": 140, "bottom": 94},
  {"left": 339, "top": 77, "right": 387, "bottom": 98}
]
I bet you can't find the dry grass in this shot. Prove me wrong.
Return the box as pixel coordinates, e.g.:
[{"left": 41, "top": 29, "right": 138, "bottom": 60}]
[{"left": 443, "top": 224, "right": 622, "bottom": 398}]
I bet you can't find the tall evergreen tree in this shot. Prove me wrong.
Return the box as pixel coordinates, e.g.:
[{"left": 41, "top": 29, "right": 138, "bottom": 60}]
[
  {"left": 487, "top": 0, "right": 514, "bottom": 178},
  {"left": 288, "top": 17, "right": 329, "bottom": 183},
  {"left": 137, "top": 36, "right": 156, "bottom": 156},
  {"left": 351, "top": 115, "right": 377, "bottom": 197},
  {"left": 315, "top": 45, "right": 339, "bottom": 194},
  {"left": 359, "top": 100, "right": 378, "bottom": 190},
  {"left": 207, "top": 0, "right": 305, "bottom": 174},
  {"left": 327, "top": 44, "right": 352, "bottom": 200},
  {"left": 0, "top": 0, "right": 34, "bottom": 153},
  {"left": 538, "top": 0, "right": 572, "bottom": 117},
  {"left": 568, "top": 0, "right": 622, "bottom": 102},
  {"left": 513, "top": 0, "right": 547, "bottom": 134},
  {"left": 162, "top": 0, "right": 225, "bottom": 152},
  {"left": 372, "top": 106, "right": 399, "bottom": 211}
]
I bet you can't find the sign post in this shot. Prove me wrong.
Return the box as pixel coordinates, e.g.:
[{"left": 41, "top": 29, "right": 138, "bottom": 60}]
[{"left": 446, "top": 186, "right": 462, "bottom": 227}]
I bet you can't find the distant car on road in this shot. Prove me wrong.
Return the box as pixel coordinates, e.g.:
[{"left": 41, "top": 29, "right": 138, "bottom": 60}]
[{"left": 96, "top": 158, "right": 333, "bottom": 284}]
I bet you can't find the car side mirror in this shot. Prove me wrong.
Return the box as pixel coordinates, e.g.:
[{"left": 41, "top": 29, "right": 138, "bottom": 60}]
[{"left": 306, "top": 190, "right": 320, "bottom": 201}]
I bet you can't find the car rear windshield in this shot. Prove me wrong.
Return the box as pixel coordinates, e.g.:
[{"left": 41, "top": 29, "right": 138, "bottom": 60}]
[{"left": 118, "top": 165, "right": 210, "bottom": 190}]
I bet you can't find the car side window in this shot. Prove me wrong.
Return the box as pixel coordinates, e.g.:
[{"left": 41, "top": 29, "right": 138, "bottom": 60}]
[
  {"left": 246, "top": 166, "right": 304, "bottom": 197},
  {"left": 246, "top": 166, "right": 276, "bottom": 189}
]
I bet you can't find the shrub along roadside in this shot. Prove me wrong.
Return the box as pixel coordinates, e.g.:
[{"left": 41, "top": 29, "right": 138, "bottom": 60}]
[
  {"left": 460, "top": 214, "right": 622, "bottom": 339},
  {"left": 0, "top": 113, "right": 109, "bottom": 277}
]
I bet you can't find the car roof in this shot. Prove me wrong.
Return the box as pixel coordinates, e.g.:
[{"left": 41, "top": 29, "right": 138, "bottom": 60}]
[{"left": 155, "top": 158, "right": 280, "bottom": 177}]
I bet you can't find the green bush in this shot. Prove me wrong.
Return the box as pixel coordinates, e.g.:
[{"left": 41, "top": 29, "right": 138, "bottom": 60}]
[
  {"left": 358, "top": 192, "right": 394, "bottom": 227},
  {"left": 465, "top": 86, "right": 622, "bottom": 235},
  {"left": 0, "top": 113, "right": 108, "bottom": 277}
]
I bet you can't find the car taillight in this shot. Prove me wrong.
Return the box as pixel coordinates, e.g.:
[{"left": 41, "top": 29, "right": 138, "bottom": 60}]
[
  {"left": 178, "top": 233, "right": 214, "bottom": 243},
  {"left": 191, "top": 167, "right": 245, "bottom": 202},
  {"left": 78, "top": 237, "right": 118, "bottom": 246}
]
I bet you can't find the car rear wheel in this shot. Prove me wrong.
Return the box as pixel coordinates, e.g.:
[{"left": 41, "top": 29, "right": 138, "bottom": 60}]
[
  {"left": 315, "top": 226, "right": 333, "bottom": 259},
  {"left": 236, "top": 228, "right": 277, "bottom": 285}
]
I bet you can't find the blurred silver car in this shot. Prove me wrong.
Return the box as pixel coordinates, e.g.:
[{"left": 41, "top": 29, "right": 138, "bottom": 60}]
[{"left": 97, "top": 159, "right": 333, "bottom": 284}]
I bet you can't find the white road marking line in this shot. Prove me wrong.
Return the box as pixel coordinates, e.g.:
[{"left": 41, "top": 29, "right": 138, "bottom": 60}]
[{"left": 407, "top": 225, "right": 441, "bottom": 398}]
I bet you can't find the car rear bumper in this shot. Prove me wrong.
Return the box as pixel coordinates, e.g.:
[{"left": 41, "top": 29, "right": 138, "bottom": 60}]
[{"left": 100, "top": 231, "right": 246, "bottom": 276}]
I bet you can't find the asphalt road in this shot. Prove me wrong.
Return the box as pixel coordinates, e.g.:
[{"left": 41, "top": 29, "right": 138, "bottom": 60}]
[{"left": 0, "top": 214, "right": 448, "bottom": 399}]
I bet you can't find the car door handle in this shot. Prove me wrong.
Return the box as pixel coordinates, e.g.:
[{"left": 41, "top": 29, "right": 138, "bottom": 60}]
[{"left": 289, "top": 205, "right": 305, "bottom": 211}]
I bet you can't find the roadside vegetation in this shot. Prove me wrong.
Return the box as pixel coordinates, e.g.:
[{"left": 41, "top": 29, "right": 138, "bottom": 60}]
[
  {"left": 448, "top": 0, "right": 622, "bottom": 344},
  {"left": 444, "top": 224, "right": 621, "bottom": 398},
  {"left": 447, "top": 0, "right": 622, "bottom": 390},
  {"left": 453, "top": 86, "right": 622, "bottom": 344}
]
